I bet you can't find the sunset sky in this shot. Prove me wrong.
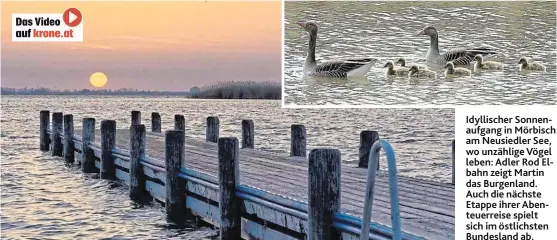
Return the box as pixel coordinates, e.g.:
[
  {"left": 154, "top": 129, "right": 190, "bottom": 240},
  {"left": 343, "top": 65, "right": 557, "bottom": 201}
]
[{"left": 1, "top": 1, "right": 281, "bottom": 90}]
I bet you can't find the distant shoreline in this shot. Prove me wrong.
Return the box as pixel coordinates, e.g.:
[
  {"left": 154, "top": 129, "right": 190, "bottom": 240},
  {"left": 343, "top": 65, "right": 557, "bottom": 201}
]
[{"left": 1, "top": 81, "right": 282, "bottom": 100}]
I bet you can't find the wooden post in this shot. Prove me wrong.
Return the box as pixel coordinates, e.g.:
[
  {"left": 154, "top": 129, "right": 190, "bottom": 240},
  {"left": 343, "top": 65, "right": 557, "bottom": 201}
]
[
  {"left": 165, "top": 130, "right": 185, "bottom": 222},
  {"left": 51, "top": 112, "right": 63, "bottom": 157},
  {"left": 206, "top": 116, "right": 219, "bottom": 143},
  {"left": 241, "top": 120, "right": 254, "bottom": 149},
  {"left": 358, "top": 131, "right": 380, "bottom": 169},
  {"left": 174, "top": 114, "right": 185, "bottom": 131},
  {"left": 152, "top": 112, "right": 161, "bottom": 132},
  {"left": 100, "top": 120, "right": 116, "bottom": 179},
  {"left": 63, "top": 114, "right": 74, "bottom": 163},
  {"left": 218, "top": 137, "right": 241, "bottom": 239},
  {"left": 130, "top": 124, "right": 146, "bottom": 201},
  {"left": 131, "top": 110, "right": 141, "bottom": 125},
  {"left": 452, "top": 139, "right": 455, "bottom": 185},
  {"left": 81, "top": 118, "right": 96, "bottom": 173},
  {"left": 40, "top": 110, "right": 50, "bottom": 151},
  {"left": 308, "top": 149, "right": 341, "bottom": 240},
  {"left": 290, "top": 124, "right": 306, "bottom": 157}
]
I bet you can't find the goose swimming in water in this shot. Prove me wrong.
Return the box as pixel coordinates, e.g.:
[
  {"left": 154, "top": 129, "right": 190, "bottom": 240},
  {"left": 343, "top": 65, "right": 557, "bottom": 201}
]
[
  {"left": 416, "top": 26, "right": 497, "bottom": 66},
  {"left": 473, "top": 54, "right": 503, "bottom": 72},
  {"left": 517, "top": 57, "right": 546, "bottom": 72},
  {"left": 444, "top": 62, "right": 471, "bottom": 77},
  {"left": 297, "top": 21, "right": 376, "bottom": 78},
  {"left": 396, "top": 58, "right": 426, "bottom": 69},
  {"left": 384, "top": 60, "right": 409, "bottom": 76},
  {"left": 408, "top": 64, "right": 437, "bottom": 79}
]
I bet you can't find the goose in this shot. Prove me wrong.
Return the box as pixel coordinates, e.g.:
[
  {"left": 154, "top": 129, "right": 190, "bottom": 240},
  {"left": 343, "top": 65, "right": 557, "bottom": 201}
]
[
  {"left": 444, "top": 62, "right": 471, "bottom": 77},
  {"left": 297, "top": 21, "right": 376, "bottom": 78},
  {"left": 396, "top": 58, "right": 426, "bottom": 69},
  {"left": 517, "top": 57, "right": 546, "bottom": 72},
  {"left": 384, "top": 60, "right": 409, "bottom": 76},
  {"left": 473, "top": 54, "right": 503, "bottom": 72},
  {"left": 416, "top": 26, "right": 497, "bottom": 66},
  {"left": 408, "top": 64, "right": 437, "bottom": 79}
]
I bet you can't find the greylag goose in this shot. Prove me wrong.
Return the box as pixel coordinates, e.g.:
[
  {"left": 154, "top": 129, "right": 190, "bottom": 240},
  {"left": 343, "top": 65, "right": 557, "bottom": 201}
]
[
  {"left": 408, "top": 64, "right": 436, "bottom": 79},
  {"left": 384, "top": 60, "right": 409, "bottom": 76},
  {"left": 473, "top": 55, "right": 503, "bottom": 72},
  {"left": 396, "top": 58, "right": 426, "bottom": 69},
  {"left": 518, "top": 57, "right": 546, "bottom": 72},
  {"left": 444, "top": 62, "right": 471, "bottom": 77},
  {"left": 416, "top": 26, "right": 497, "bottom": 66},
  {"left": 297, "top": 21, "right": 376, "bottom": 77}
]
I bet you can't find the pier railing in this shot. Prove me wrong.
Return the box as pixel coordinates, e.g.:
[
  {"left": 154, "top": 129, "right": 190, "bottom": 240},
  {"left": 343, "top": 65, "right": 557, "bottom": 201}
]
[{"left": 39, "top": 110, "right": 452, "bottom": 240}]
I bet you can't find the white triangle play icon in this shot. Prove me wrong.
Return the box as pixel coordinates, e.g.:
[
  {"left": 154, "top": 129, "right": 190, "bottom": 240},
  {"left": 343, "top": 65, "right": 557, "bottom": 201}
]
[{"left": 69, "top": 12, "right": 77, "bottom": 23}]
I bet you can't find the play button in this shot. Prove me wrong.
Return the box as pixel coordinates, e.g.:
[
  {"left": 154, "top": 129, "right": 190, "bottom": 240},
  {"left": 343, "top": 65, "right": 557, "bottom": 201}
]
[{"left": 63, "top": 8, "right": 82, "bottom": 27}]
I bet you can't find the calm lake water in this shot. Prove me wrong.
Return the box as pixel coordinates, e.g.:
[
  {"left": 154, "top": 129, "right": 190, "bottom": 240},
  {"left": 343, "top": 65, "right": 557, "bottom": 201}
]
[
  {"left": 284, "top": 1, "right": 557, "bottom": 105},
  {"left": 1, "top": 96, "right": 454, "bottom": 239}
]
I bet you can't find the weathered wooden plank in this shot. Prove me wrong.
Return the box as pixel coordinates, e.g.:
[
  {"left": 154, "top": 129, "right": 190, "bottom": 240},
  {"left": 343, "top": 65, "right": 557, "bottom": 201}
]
[
  {"left": 290, "top": 124, "right": 306, "bottom": 157},
  {"left": 174, "top": 114, "right": 185, "bottom": 131},
  {"left": 358, "top": 131, "right": 379, "bottom": 169},
  {"left": 81, "top": 118, "right": 96, "bottom": 173},
  {"left": 63, "top": 114, "right": 75, "bottom": 163},
  {"left": 218, "top": 137, "right": 241, "bottom": 239},
  {"left": 151, "top": 112, "right": 161, "bottom": 133},
  {"left": 40, "top": 110, "right": 50, "bottom": 151},
  {"left": 241, "top": 120, "right": 254, "bottom": 149},
  {"left": 206, "top": 116, "right": 219, "bottom": 143},
  {"left": 116, "top": 169, "right": 130, "bottom": 184},
  {"left": 51, "top": 112, "right": 63, "bottom": 156},
  {"left": 165, "top": 130, "right": 186, "bottom": 222},
  {"left": 146, "top": 180, "right": 165, "bottom": 202},
  {"left": 130, "top": 124, "right": 147, "bottom": 201},
  {"left": 100, "top": 120, "right": 116, "bottom": 179},
  {"left": 131, "top": 110, "right": 141, "bottom": 125},
  {"left": 308, "top": 149, "right": 341, "bottom": 240}
]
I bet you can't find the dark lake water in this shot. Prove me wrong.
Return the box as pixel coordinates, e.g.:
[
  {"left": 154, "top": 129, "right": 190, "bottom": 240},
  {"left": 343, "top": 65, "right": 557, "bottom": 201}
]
[
  {"left": 284, "top": 1, "right": 556, "bottom": 105},
  {"left": 1, "top": 96, "right": 454, "bottom": 238}
]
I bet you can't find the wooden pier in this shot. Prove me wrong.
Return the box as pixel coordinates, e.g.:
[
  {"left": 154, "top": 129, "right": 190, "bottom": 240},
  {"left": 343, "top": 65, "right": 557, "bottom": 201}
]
[{"left": 39, "top": 110, "right": 455, "bottom": 240}]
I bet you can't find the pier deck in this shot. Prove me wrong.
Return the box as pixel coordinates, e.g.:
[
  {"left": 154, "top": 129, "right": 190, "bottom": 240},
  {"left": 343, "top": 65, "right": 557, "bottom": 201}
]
[
  {"left": 41, "top": 110, "right": 455, "bottom": 240},
  {"left": 93, "top": 129, "right": 455, "bottom": 239}
]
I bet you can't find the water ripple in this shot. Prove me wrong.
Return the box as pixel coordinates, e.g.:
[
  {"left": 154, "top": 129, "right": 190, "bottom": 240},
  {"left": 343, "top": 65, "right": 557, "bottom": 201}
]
[{"left": 284, "top": 1, "right": 556, "bottom": 105}]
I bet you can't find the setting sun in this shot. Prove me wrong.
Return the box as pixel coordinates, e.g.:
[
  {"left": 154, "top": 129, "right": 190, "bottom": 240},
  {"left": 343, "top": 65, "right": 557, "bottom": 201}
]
[{"left": 89, "top": 72, "right": 107, "bottom": 88}]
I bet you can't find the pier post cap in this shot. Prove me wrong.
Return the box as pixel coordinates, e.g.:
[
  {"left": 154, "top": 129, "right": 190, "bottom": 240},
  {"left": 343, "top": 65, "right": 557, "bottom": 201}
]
[
  {"left": 52, "top": 112, "right": 63, "bottom": 118},
  {"left": 165, "top": 130, "right": 185, "bottom": 140},
  {"left": 360, "top": 130, "right": 379, "bottom": 137},
  {"left": 63, "top": 114, "right": 73, "bottom": 119},
  {"left": 101, "top": 119, "right": 116, "bottom": 127},
  {"left": 40, "top": 110, "right": 50, "bottom": 114},
  {"left": 218, "top": 136, "right": 239, "bottom": 145},
  {"left": 207, "top": 116, "right": 220, "bottom": 122},
  {"left": 242, "top": 119, "right": 253, "bottom": 125},
  {"left": 309, "top": 148, "right": 341, "bottom": 162},
  {"left": 131, "top": 124, "right": 146, "bottom": 131}
]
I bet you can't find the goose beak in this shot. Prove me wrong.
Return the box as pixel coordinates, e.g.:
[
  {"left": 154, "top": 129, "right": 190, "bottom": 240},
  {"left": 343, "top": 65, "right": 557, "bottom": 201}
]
[
  {"left": 297, "top": 21, "right": 306, "bottom": 28},
  {"left": 416, "top": 30, "right": 425, "bottom": 36},
  {"left": 383, "top": 63, "right": 388, "bottom": 67}
]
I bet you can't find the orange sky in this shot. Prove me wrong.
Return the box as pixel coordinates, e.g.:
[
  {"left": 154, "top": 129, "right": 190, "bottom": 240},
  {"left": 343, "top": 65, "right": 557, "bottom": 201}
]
[{"left": 1, "top": 1, "right": 282, "bottom": 90}]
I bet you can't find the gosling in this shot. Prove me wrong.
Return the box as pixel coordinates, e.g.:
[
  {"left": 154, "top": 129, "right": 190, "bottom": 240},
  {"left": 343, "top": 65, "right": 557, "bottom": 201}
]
[
  {"left": 518, "top": 57, "right": 546, "bottom": 72},
  {"left": 408, "top": 64, "right": 436, "bottom": 79},
  {"left": 396, "top": 58, "right": 426, "bottom": 69},
  {"left": 444, "top": 62, "right": 471, "bottom": 77},
  {"left": 474, "top": 54, "right": 503, "bottom": 72},
  {"left": 384, "top": 60, "right": 409, "bottom": 76}
]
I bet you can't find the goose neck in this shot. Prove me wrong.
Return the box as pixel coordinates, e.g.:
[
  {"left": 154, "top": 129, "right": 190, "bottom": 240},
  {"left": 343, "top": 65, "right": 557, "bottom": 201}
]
[
  {"left": 428, "top": 33, "right": 440, "bottom": 56},
  {"left": 306, "top": 31, "right": 317, "bottom": 65}
]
